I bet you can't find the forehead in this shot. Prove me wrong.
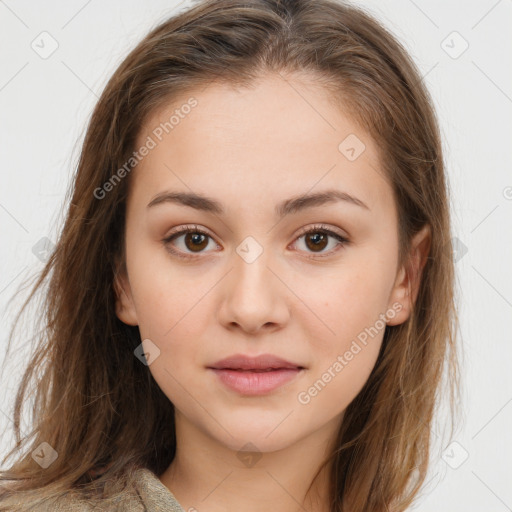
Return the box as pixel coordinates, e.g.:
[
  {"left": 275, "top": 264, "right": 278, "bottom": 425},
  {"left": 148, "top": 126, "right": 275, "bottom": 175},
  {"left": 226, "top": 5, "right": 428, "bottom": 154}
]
[{"left": 130, "top": 73, "right": 392, "bottom": 216}]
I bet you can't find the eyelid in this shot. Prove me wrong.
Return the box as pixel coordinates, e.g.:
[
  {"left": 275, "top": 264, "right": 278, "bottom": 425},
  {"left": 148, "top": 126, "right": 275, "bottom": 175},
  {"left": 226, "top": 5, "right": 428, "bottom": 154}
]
[
  {"left": 163, "top": 224, "right": 213, "bottom": 240},
  {"left": 293, "top": 223, "right": 348, "bottom": 241}
]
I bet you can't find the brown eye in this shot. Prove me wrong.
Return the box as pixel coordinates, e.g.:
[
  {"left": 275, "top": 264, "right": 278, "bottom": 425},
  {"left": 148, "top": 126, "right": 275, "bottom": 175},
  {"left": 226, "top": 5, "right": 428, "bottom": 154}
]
[
  {"left": 293, "top": 225, "right": 349, "bottom": 258},
  {"left": 304, "top": 232, "right": 329, "bottom": 252},
  {"left": 163, "top": 225, "right": 218, "bottom": 259},
  {"left": 183, "top": 232, "right": 209, "bottom": 252}
]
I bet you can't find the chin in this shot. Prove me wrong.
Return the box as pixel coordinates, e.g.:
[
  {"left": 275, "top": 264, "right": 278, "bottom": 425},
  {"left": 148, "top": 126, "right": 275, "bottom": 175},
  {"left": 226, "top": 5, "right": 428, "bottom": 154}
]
[
  {"left": 228, "top": 436, "right": 295, "bottom": 456},
  {"left": 211, "top": 420, "right": 302, "bottom": 454}
]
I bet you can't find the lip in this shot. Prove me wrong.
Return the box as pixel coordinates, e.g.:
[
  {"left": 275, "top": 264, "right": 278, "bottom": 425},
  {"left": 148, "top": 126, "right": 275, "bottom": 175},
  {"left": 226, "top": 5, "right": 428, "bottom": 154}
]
[
  {"left": 208, "top": 353, "right": 305, "bottom": 371},
  {"left": 207, "top": 353, "right": 305, "bottom": 396},
  {"left": 209, "top": 368, "right": 304, "bottom": 395}
]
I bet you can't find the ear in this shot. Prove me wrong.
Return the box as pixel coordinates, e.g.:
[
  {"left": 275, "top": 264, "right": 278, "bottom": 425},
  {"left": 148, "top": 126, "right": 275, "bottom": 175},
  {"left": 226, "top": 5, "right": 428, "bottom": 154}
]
[
  {"left": 386, "top": 224, "right": 431, "bottom": 326},
  {"left": 113, "top": 258, "right": 139, "bottom": 326}
]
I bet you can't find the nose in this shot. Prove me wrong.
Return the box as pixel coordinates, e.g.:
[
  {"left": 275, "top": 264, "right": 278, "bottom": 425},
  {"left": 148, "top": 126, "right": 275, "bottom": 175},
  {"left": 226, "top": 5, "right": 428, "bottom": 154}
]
[{"left": 217, "top": 246, "right": 290, "bottom": 335}]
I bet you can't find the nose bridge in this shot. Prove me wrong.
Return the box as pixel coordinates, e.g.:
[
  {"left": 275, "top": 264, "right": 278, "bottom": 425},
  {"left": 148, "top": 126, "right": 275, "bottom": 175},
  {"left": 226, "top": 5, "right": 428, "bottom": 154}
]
[
  {"left": 218, "top": 233, "right": 288, "bottom": 332},
  {"left": 231, "top": 233, "right": 275, "bottom": 301}
]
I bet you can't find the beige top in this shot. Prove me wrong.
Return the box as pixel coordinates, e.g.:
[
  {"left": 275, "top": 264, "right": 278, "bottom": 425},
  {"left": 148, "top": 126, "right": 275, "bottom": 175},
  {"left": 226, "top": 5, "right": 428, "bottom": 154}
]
[{"left": 15, "top": 467, "right": 185, "bottom": 511}]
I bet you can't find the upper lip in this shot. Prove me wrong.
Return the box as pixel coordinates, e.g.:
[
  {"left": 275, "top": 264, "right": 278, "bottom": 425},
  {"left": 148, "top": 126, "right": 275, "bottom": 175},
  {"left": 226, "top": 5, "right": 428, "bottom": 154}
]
[{"left": 208, "top": 353, "right": 305, "bottom": 370}]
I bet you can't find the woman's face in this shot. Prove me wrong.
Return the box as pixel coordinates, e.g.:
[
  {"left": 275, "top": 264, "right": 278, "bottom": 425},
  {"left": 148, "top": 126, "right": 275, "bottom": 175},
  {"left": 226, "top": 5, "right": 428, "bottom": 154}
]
[{"left": 115, "top": 72, "right": 427, "bottom": 454}]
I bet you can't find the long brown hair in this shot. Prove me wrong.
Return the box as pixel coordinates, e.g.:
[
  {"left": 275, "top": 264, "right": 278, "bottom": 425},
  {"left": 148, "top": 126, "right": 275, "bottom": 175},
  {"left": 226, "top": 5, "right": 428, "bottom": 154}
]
[{"left": 0, "top": 0, "right": 461, "bottom": 510}]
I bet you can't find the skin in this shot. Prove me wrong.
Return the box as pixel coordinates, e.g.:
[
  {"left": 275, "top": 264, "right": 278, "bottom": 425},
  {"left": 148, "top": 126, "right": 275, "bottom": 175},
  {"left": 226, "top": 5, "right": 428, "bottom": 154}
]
[{"left": 114, "top": 71, "right": 430, "bottom": 512}]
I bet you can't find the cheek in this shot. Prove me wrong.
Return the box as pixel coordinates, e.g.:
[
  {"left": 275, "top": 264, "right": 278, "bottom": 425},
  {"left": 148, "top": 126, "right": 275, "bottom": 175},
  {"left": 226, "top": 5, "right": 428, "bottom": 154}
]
[
  {"left": 128, "top": 263, "right": 213, "bottom": 377},
  {"left": 292, "top": 259, "right": 392, "bottom": 352},
  {"left": 290, "top": 257, "right": 391, "bottom": 414},
  {"left": 126, "top": 243, "right": 209, "bottom": 337},
  {"left": 296, "top": 333, "right": 382, "bottom": 432},
  {"left": 293, "top": 270, "right": 387, "bottom": 415},
  {"left": 135, "top": 299, "right": 205, "bottom": 413}
]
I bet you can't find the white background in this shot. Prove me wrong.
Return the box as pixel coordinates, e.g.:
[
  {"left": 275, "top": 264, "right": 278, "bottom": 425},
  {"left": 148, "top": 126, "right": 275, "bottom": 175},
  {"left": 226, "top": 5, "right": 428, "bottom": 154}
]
[{"left": 1, "top": 1, "right": 511, "bottom": 510}]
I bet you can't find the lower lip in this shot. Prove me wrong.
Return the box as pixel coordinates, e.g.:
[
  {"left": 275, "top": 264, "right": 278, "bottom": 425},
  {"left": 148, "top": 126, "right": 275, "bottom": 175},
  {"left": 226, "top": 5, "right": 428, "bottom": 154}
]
[{"left": 209, "top": 368, "right": 303, "bottom": 395}]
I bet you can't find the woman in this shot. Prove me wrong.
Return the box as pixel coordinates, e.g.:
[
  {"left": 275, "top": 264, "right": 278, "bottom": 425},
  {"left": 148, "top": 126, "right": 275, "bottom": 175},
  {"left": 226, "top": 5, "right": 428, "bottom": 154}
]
[{"left": 0, "top": 0, "right": 460, "bottom": 510}]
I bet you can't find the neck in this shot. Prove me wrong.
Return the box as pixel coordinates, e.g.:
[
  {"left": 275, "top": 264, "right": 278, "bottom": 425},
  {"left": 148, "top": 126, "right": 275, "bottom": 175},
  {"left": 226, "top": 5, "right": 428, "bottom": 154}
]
[{"left": 159, "top": 411, "right": 342, "bottom": 512}]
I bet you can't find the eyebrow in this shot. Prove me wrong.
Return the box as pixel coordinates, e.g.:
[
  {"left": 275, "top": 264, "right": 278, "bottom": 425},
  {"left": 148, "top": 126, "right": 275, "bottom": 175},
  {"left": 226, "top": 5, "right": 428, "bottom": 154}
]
[{"left": 146, "top": 188, "right": 370, "bottom": 217}]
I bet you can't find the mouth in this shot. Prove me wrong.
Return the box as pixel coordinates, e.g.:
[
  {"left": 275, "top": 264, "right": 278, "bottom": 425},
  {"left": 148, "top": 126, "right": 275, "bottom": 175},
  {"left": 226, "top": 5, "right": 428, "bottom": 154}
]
[
  {"left": 206, "top": 354, "right": 306, "bottom": 395},
  {"left": 207, "top": 353, "right": 306, "bottom": 372}
]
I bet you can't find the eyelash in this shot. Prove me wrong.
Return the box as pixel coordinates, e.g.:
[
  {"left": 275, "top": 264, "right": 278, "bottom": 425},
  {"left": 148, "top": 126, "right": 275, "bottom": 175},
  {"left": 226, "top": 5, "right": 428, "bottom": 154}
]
[{"left": 162, "top": 223, "right": 349, "bottom": 261}]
